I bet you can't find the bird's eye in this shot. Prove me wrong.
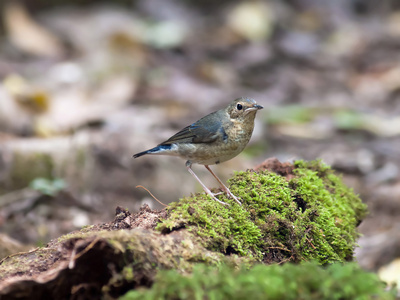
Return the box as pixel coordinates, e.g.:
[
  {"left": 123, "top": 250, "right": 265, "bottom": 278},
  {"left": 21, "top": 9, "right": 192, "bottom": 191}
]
[{"left": 236, "top": 104, "right": 243, "bottom": 110}]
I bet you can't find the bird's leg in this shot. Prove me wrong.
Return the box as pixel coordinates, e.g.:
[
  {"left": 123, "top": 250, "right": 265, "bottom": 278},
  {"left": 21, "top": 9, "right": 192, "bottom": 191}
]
[
  {"left": 205, "top": 165, "right": 242, "bottom": 205},
  {"left": 186, "top": 161, "right": 228, "bottom": 206}
]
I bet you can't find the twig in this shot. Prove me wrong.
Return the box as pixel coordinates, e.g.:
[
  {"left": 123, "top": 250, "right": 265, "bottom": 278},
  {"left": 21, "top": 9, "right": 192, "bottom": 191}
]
[
  {"left": 306, "top": 238, "right": 316, "bottom": 249},
  {"left": 136, "top": 185, "right": 167, "bottom": 207},
  {"left": 0, "top": 247, "right": 41, "bottom": 265},
  {"left": 69, "top": 237, "right": 100, "bottom": 269},
  {"left": 278, "top": 255, "right": 294, "bottom": 265}
]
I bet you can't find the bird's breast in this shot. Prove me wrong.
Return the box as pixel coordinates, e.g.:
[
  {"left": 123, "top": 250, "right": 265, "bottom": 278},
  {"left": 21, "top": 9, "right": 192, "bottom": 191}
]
[{"left": 227, "top": 118, "right": 254, "bottom": 145}]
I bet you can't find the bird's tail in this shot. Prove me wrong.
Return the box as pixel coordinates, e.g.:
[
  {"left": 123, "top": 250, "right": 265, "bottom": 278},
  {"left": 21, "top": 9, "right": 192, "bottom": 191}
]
[{"left": 132, "top": 145, "right": 172, "bottom": 158}]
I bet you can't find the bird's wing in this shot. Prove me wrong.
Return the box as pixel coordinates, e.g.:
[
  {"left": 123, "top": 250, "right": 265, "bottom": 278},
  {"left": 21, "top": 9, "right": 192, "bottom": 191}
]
[{"left": 160, "top": 111, "right": 227, "bottom": 145}]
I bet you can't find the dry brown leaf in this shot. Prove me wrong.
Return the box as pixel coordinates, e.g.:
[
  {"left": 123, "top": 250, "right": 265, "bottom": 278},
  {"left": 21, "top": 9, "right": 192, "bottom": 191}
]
[{"left": 3, "top": 2, "right": 65, "bottom": 58}]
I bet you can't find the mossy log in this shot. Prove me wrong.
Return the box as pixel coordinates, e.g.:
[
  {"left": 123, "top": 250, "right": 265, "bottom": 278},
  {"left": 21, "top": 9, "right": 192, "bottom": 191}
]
[{"left": 0, "top": 159, "right": 370, "bottom": 299}]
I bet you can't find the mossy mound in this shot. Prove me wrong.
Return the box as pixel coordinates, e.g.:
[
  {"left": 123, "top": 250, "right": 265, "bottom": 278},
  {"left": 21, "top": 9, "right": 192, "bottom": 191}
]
[
  {"left": 121, "top": 262, "right": 394, "bottom": 300},
  {"left": 0, "top": 160, "right": 372, "bottom": 299},
  {"left": 157, "top": 160, "right": 367, "bottom": 265}
]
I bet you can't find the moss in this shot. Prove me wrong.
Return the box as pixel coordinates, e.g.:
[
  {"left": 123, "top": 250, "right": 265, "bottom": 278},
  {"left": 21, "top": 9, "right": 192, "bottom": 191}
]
[
  {"left": 156, "top": 194, "right": 262, "bottom": 258},
  {"left": 81, "top": 225, "right": 95, "bottom": 232},
  {"left": 121, "top": 262, "right": 394, "bottom": 300},
  {"left": 156, "top": 160, "right": 367, "bottom": 264},
  {"left": 0, "top": 247, "right": 60, "bottom": 276},
  {"left": 291, "top": 160, "right": 367, "bottom": 263},
  {"left": 56, "top": 231, "right": 94, "bottom": 243}
]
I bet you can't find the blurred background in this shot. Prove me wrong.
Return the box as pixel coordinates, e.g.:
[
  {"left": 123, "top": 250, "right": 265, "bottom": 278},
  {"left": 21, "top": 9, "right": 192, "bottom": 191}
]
[{"left": 0, "top": 0, "right": 399, "bottom": 289}]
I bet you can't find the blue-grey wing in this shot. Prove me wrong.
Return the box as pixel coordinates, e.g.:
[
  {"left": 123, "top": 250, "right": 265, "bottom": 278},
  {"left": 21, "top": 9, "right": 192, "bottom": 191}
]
[{"left": 160, "top": 111, "right": 227, "bottom": 145}]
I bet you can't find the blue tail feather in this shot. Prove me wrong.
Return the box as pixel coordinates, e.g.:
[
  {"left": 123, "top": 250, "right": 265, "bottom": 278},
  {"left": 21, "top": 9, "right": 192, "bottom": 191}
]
[{"left": 133, "top": 145, "right": 172, "bottom": 158}]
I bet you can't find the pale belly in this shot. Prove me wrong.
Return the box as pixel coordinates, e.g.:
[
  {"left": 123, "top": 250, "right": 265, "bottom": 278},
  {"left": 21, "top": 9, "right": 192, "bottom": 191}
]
[{"left": 175, "top": 136, "right": 250, "bottom": 165}]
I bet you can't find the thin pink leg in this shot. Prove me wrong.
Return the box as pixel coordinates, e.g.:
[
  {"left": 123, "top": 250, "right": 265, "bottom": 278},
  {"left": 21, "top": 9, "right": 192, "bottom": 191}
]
[
  {"left": 187, "top": 165, "right": 228, "bottom": 205},
  {"left": 205, "top": 165, "right": 242, "bottom": 205}
]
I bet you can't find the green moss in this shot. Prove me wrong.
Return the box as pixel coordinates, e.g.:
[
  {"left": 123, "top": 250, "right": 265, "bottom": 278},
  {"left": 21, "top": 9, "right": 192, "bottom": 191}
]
[
  {"left": 122, "top": 266, "right": 134, "bottom": 281},
  {"left": 81, "top": 225, "right": 95, "bottom": 232},
  {"left": 292, "top": 160, "right": 367, "bottom": 263},
  {"left": 156, "top": 194, "right": 262, "bottom": 258},
  {"left": 156, "top": 160, "right": 367, "bottom": 264},
  {"left": 121, "top": 262, "right": 394, "bottom": 300}
]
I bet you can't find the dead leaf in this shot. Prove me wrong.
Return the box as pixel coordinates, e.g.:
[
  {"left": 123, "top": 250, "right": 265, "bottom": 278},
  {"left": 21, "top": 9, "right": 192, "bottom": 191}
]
[{"left": 3, "top": 2, "right": 65, "bottom": 58}]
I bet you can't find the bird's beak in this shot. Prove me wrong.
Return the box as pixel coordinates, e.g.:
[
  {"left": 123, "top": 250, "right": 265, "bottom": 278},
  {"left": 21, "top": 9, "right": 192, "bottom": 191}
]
[{"left": 245, "top": 104, "right": 263, "bottom": 113}]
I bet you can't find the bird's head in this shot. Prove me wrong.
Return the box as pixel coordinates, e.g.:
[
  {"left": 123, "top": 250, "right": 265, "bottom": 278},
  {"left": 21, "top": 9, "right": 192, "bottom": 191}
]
[{"left": 226, "top": 97, "right": 263, "bottom": 120}]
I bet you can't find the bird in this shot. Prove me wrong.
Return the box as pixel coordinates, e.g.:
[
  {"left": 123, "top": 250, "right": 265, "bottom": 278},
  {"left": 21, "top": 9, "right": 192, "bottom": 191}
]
[{"left": 133, "top": 97, "right": 263, "bottom": 205}]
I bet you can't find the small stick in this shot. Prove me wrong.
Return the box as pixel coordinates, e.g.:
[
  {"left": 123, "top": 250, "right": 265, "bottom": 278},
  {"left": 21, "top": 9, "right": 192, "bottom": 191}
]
[
  {"left": 278, "top": 255, "right": 295, "bottom": 265},
  {"left": 136, "top": 185, "right": 168, "bottom": 207},
  {"left": 0, "top": 247, "right": 41, "bottom": 265},
  {"left": 69, "top": 238, "right": 100, "bottom": 269},
  {"left": 306, "top": 238, "right": 316, "bottom": 249}
]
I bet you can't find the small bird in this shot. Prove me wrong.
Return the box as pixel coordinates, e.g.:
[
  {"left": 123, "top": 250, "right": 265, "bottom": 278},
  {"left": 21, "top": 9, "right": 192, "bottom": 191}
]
[{"left": 133, "top": 97, "right": 263, "bottom": 205}]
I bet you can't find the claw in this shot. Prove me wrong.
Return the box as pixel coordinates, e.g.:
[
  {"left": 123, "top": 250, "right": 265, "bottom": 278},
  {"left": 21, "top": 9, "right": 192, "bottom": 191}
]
[
  {"left": 205, "top": 165, "right": 242, "bottom": 205},
  {"left": 186, "top": 163, "right": 229, "bottom": 205},
  {"left": 224, "top": 188, "right": 242, "bottom": 205}
]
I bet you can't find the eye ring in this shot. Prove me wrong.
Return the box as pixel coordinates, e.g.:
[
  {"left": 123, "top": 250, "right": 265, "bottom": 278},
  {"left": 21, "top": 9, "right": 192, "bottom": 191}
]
[{"left": 236, "top": 104, "right": 243, "bottom": 110}]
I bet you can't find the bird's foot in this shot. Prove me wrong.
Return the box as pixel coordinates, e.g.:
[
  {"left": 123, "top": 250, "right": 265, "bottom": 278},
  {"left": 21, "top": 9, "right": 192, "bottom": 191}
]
[
  {"left": 203, "top": 165, "right": 241, "bottom": 205},
  {"left": 223, "top": 188, "right": 242, "bottom": 205},
  {"left": 207, "top": 192, "right": 229, "bottom": 205},
  {"left": 210, "top": 189, "right": 240, "bottom": 205},
  {"left": 186, "top": 165, "right": 229, "bottom": 206}
]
